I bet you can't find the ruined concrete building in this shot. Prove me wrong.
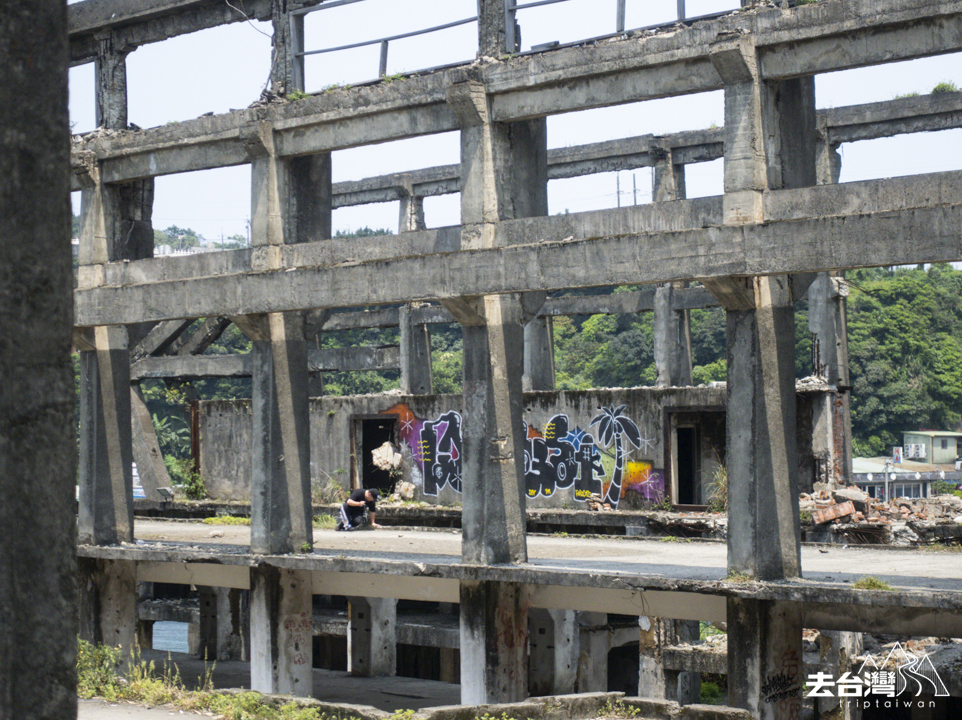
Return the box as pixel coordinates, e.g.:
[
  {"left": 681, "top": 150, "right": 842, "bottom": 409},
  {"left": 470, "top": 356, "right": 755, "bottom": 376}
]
[{"left": 5, "top": 0, "right": 962, "bottom": 718}]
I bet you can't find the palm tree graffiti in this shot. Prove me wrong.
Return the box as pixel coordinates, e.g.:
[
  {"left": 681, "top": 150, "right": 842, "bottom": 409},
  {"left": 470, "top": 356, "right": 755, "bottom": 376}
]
[{"left": 590, "top": 404, "right": 642, "bottom": 507}]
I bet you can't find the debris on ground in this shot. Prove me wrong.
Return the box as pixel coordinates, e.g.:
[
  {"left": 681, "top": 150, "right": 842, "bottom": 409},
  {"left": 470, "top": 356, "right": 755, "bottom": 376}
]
[{"left": 800, "top": 487, "right": 962, "bottom": 545}]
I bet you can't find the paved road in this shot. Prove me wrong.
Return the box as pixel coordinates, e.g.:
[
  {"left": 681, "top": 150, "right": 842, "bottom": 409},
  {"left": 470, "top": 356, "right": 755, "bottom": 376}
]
[{"left": 134, "top": 520, "right": 962, "bottom": 593}]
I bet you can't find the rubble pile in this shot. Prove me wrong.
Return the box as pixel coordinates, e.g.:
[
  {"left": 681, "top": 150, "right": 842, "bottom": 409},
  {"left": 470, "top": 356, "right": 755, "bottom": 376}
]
[{"left": 800, "top": 487, "right": 962, "bottom": 545}]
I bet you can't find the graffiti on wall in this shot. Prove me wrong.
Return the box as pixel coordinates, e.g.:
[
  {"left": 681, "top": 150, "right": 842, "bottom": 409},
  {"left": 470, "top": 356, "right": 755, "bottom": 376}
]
[
  {"left": 383, "top": 403, "right": 664, "bottom": 507},
  {"left": 523, "top": 415, "right": 605, "bottom": 501},
  {"left": 384, "top": 403, "right": 462, "bottom": 495}
]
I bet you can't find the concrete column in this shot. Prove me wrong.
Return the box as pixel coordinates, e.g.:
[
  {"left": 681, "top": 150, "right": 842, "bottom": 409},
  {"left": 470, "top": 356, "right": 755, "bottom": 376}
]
[
  {"left": 576, "top": 612, "right": 609, "bottom": 692},
  {"left": 728, "top": 598, "right": 803, "bottom": 720},
  {"left": 0, "top": 5, "right": 76, "bottom": 713},
  {"left": 247, "top": 313, "right": 313, "bottom": 555},
  {"left": 78, "top": 558, "right": 138, "bottom": 654},
  {"left": 79, "top": 326, "right": 134, "bottom": 546},
  {"left": 478, "top": 0, "right": 510, "bottom": 57},
  {"left": 398, "top": 189, "right": 426, "bottom": 232},
  {"left": 675, "top": 619, "right": 701, "bottom": 705},
  {"left": 460, "top": 581, "right": 528, "bottom": 705},
  {"left": 653, "top": 284, "right": 693, "bottom": 388},
  {"left": 198, "top": 586, "right": 218, "bottom": 661},
  {"left": 446, "top": 78, "right": 547, "bottom": 566},
  {"left": 638, "top": 616, "right": 672, "bottom": 699},
  {"left": 723, "top": 277, "right": 801, "bottom": 580},
  {"left": 709, "top": 34, "right": 812, "bottom": 581},
  {"left": 289, "top": 154, "right": 333, "bottom": 243},
  {"left": 652, "top": 147, "right": 692, "bottom": 388},
  {"left": 95, "top": 32, "right": 129, "bottom": 130},
  {"left": 347, "top": 597, "right": 397, "bottom": 677},
  {"left": 817, "top": 630, "right": 863, "bottom": 720},
  {"left": 399, "top": 304, "right": 433, "bottom": 395},
  {"left": 523, "top": 316, "right": 555, "bottom": 392},
  {"left": 217, "top": 588, "right": 249, "bottom": 661},
  {"left": 529, "top": 608, "right": 578, "bottom": 696},
  {"left": 271, "top": 0, "right": 302, "bottom": 95},
  {"left": 250, "top": 566, "right": 313, "bottom": 696}
]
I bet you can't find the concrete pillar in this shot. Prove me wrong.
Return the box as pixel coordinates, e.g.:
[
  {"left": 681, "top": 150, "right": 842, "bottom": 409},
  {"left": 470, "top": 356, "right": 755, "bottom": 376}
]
[
  {"left": 674, "top": 619, "right": 701, "bottom": 705},
  {"left": 817, "top": 631, "right": 863, "bottom": 720},
  {"left": 638, "top": 617, "right": 700, "bottom": 703},
  {"left": 638, "top": 616, "right": 672, "bottom": 699},
  {"left": 95, "top": 32, "right": 129, "bottom": 130},
  {"left": 709, "top": 33, "right": 812, "bottom": 581},
  {"left": 400, "top": 304, "right": 433, "bottom": 395},
  {"left": 446, "top": 78, "right": 547, "bottom": 566},
  {"left": 0, "top": 5, "right": 76, "bottom": 713},
  {"left": 652, "top": 146, "right": 692, "bottom": 388},
  {"left": 347, "top": 597, "right": 397, "bottom": 677},
  {"left": 529, "top": 608, "right": 578, "bottom": 696},
  {"left": 78, "top": 326, "right": 135, "bottom": 546},
  {"left": 250, "top": 566, "right": 313, "bottom": 696},
  {"left": 727, "top": 598, "right": 803, "bottom": 720},
  {"left": 216, "top": 588, "right": 249, "bottom": 661},
  {"left": 723, "top": 277, "right": 801, "bottom": 580},
  {"left": 271, "top": 0, "right": 302, "bottom": 95},
  {"left": 460, "top": 581, "right": 528, "bottom": 705},
  {"left": 809, "top": 273, "right": 853, "bottom": 487},
  {"left": 479, "top": 0, "right": 511, "bottom": 57},
  {"left": 523, "top": 316, "right": 555, "bottom": 391},
  {"left": 246, "top": 313, "right": 313, "bottom": 556},
  {"left": 197, "top": 586, "right": 218, "bottom": 661},
  {"left": 577, "top": 612, "right": 609, "bottom": 692},
  {"left": 399, "top": 189, "right": 426, "bottom": 233},
  {"left": 78, "top": 558, "right": 138, "bottom": 654},
  {"left": 447, "top": 75, "right": 545, "bottom": 706},
  {"left": 289, "top": 154, "right": 333, "bottom": 243},
  {"left": 653, "top": 284, "right": 693, "bottom": 388}
]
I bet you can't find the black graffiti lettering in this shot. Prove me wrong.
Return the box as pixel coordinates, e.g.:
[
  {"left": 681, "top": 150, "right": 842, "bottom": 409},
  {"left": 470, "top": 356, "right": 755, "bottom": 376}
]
[
  {"left": 573, "top": 434, "right": 604, "bottom": 501},
  {"left": 421, "top": 411, "right": 462, "bottom": 495}
]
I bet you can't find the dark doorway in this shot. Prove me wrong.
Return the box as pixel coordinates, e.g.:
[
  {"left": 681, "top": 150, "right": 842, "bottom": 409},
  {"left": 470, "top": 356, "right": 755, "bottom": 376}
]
[
  {"left": 676, "top": 426, "right": 698, "bottom": 505},
  {"left": 356, "top": 416, "right": 398, "bottom": 493},
  {"left": 607, "top": 642, "right": 640, "bottom": 694}
]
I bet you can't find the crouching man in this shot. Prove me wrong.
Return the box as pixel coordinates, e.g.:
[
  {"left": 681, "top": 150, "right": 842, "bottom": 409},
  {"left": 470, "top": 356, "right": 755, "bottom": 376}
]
[{"left": 337, "top": 488, "right": 382, "bottom": 531}]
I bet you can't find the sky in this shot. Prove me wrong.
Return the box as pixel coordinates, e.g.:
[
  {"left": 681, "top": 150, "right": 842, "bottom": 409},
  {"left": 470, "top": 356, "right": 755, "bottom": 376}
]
[{"left": 68, "top": 0, "right": 962, "bottom": 243}]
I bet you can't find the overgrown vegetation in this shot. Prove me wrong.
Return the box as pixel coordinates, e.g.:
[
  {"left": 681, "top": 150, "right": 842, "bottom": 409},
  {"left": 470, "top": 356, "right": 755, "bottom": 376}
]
[
  {"left": 932, "top": 80, "right": 959, "bottom": 93},
  {"left": 287, "top": 89, "right": 310, "bottom": 101},
  {"left": 852, "top": 576, "right": 894, "bottom": 591},
  {"left": 78, "top": 639, "right": 363, "bottom": 720},
  {"left": 707, "top": 463, "right": 727, "bottom": 512},
  {"left": 312, "top": 514, "right": 337, "bottom": 529}
]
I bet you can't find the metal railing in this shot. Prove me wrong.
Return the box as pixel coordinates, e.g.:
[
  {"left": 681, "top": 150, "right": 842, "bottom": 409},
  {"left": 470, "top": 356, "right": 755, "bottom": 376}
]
[
  {"left": 290, "top": 0, "right": 480, "bottom": 89},
  {"left": 506, "top": 0, "right": 697, "bottom": 53},
  {"left": 290, "top": 0, "right": 738, "bottom": 90}
]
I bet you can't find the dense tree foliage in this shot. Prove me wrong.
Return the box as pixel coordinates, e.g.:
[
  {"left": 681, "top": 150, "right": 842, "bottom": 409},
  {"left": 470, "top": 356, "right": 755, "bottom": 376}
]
[{"left": 847, "top": 264, "right": 962, "bottom": 456}]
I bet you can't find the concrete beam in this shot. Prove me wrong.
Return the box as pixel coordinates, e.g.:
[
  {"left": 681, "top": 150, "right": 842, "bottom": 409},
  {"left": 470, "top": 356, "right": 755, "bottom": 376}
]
[
  {"left": 131, "top": 345, "right": 401, "bottom": 379},
  {"left": 75, "top": 192, "right": 962, "bottom": 327},
  {"left": 69, "top": 0, "right": 272, "bottom": 64}
]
